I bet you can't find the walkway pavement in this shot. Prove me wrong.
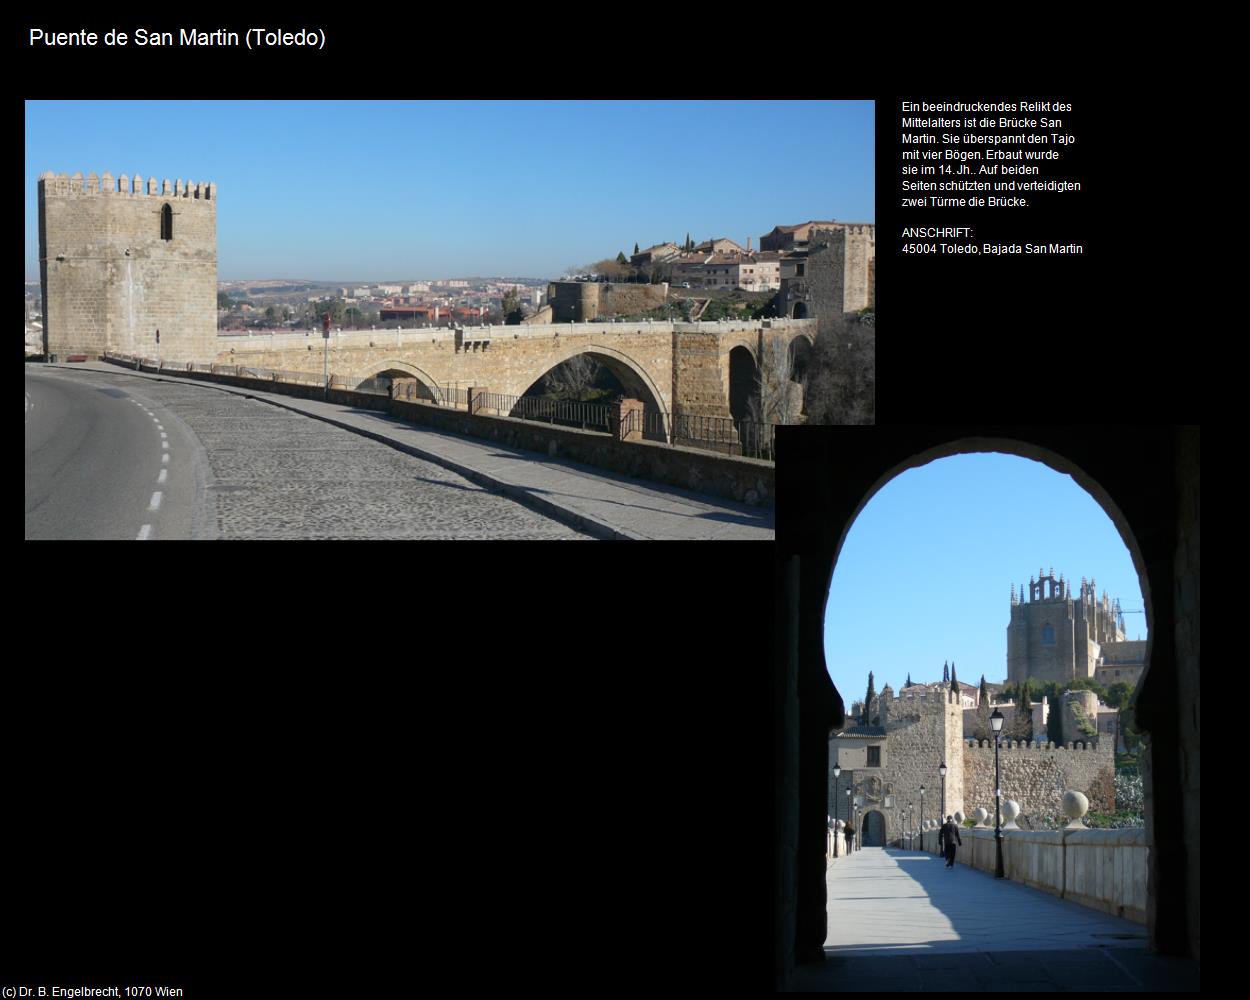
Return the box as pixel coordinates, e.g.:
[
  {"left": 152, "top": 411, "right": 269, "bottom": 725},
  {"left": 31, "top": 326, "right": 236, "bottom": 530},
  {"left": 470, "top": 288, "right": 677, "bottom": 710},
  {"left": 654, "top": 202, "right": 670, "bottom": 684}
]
[
  {"left": 49, "top": 363, "right": 773, "bottom": 540},
  {"left": 790, "top": 848, "right": 1199, "bottom": 991}
]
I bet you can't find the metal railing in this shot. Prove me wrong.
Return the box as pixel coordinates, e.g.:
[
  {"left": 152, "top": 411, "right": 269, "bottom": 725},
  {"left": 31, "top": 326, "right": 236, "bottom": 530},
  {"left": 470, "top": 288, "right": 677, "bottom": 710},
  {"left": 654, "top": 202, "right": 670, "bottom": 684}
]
[
  {"left": 475, "top": 391, "right": 613, "bottom": 432},
  {"left": 671, "top": 412, "right": 776, "bottom": 461}
]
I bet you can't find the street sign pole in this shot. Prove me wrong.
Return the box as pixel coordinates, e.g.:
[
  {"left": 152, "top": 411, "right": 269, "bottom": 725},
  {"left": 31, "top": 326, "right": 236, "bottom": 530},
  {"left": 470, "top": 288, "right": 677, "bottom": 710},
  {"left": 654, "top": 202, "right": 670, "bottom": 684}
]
[{"left": 322, "top": 312, "right": 330, "bottom": 398}]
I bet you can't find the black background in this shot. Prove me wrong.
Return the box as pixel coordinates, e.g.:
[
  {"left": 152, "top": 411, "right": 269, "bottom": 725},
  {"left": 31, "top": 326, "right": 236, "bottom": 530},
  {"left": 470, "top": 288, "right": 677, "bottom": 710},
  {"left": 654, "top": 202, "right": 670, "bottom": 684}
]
[{"left": 18, "top": 19, "right": 1190, "bottom": 993}]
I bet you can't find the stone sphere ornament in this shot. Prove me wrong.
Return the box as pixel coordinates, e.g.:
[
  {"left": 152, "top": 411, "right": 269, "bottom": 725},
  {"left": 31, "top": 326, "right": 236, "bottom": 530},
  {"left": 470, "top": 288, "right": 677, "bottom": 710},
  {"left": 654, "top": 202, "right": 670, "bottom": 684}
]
[
  {"left": 1062, "top": 790, "right": 1089, "bottom": 829},
  {"left": 972, "top": 807, "right": 989, "bottom": 828},
  {"left": 954, "top": 811, "right": 964, "bottom": 825},
  {"left": 1002, "top": 799, "right": 1021, "bottom": 830}
]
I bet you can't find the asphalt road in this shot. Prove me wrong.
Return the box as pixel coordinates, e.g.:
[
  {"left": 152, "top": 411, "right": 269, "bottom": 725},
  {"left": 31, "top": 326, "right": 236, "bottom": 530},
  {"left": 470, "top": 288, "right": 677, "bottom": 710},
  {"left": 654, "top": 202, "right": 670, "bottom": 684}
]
[{"left": 25, "top": 368, "right": 203, "bottom": 539}]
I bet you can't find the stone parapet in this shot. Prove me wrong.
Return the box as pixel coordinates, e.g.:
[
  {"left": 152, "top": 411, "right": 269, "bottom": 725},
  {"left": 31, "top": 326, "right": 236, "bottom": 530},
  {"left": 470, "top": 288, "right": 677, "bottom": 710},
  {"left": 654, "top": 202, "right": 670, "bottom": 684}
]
[{"left": 944, "top": 826, "right": 1146, "bottom": 924}]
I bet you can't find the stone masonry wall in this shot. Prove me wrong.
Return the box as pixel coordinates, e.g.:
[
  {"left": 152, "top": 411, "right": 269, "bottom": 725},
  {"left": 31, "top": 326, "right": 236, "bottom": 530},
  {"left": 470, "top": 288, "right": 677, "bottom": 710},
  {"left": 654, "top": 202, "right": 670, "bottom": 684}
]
[
  {"left": 871, "top": 700, "right": 955, "bottom": 842},
  {"left": 962, "top": 738, "right": 1115, "bottom": 820},
  {"left": 672, "top": 330, "right": 731, "bottom": 418},
  {"left": 546, "top": 281, "right": 667, "bottom": 322},
  {"left": 601, "top": 283, "right": 668, "bottom": 316},
  {"left": 39, "top": 171, "right": 217, "bottom": 363}
]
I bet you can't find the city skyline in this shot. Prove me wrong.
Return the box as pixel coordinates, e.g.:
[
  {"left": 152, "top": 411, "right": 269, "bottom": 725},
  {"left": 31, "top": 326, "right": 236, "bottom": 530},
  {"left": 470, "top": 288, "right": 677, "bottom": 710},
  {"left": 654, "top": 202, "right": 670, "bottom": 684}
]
[
  {"left": 24, "top": 99, "right": 875, "bottom": 282},
  {"left": 824, "top": 452, "right": 1148, "bottom": 711}
]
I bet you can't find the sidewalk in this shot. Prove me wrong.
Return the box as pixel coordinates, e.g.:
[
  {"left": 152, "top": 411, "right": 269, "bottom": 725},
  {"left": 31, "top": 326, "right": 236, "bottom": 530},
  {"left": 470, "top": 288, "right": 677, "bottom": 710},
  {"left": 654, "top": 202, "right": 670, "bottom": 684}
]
[
  {"left": 44, "top": 363, "right": 773, "bottom": 540},
  {"left": 790, "top": 847, "right": 1199, "bottom": 991}
]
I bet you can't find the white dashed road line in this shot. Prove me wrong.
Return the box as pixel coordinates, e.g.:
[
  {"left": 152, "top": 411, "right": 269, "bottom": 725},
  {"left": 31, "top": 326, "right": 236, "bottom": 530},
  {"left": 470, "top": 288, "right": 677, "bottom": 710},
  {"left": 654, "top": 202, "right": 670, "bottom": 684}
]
[
  {"left": 148, "top": 492, "right": 163, "bottom": 512},
  {"left": 162, "top": 453, "right": 169, "bottom": 464},
  {"left": 158, "top": 468, "right": 168, "bottom": 484},
  {"left": 137, "top": 524, "right": 152, "bottom": 540},
  {"left": 162, "top": 441, "right": 169, "bottom": 450}
]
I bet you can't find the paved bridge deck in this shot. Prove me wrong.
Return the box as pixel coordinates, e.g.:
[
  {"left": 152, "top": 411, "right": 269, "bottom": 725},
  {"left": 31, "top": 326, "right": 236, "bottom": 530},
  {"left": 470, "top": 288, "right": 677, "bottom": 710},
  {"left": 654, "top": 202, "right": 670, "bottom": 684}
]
[
  {"left": 55, "top": 363, "right": 772, "bottom": 540},
  {"left": 791, "top": 847, "right": 1198, "bottom": 991}
]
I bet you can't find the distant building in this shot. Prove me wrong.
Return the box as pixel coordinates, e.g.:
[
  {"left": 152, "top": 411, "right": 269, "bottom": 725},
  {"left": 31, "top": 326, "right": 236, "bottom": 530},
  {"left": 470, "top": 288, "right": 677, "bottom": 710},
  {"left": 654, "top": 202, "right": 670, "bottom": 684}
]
[
  {"left": 379, "top": 304, "right": 444, "bottom": 322},
  {"left": 631, "top": 242, "right": 681, "bottom": 267},
  {"left": 761, "top": 220, "right": 842, "bottom": 252},
  {"left": 669, "top": 252, "right": 781, "bottom": 291},
  {"left": 1007, "top": 571, "right": 1138, "bottom": 689},
  {"left": 691, "top": 237, "right": 745, "bottom": 255},
  {"left": 777, "top": 225, "right": 875, "bottom": 318}
]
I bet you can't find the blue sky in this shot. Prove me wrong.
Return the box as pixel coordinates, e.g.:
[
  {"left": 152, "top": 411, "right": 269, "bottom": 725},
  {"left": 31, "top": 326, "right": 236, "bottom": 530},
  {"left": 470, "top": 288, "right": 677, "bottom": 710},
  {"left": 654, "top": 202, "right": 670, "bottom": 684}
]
[
  {"left": 24, "top": 100, "right": 875, "bottom": 282},
  {"left": 824, "top": 453, "right": 1147, "bottom": 708}
]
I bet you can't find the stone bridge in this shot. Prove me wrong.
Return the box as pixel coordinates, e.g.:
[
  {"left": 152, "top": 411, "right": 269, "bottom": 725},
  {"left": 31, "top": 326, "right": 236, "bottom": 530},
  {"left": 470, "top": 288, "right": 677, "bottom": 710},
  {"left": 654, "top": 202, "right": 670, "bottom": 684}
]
[{"left": 213, "top": 317, "right": 818, "bottom": 433}]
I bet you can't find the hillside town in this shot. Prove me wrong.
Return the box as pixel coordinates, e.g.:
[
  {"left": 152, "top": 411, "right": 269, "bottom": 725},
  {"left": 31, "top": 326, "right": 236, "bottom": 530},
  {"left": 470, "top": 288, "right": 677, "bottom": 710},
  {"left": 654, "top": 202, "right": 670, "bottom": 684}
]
[{"left": 25, "top": 218, "right": 872, "bottom": 350}]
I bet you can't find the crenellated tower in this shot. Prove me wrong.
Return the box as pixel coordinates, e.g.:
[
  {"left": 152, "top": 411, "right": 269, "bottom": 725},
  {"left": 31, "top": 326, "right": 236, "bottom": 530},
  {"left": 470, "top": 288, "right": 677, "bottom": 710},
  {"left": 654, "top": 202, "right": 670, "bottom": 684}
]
[
  {"left": 38, "top": 170, "right": 218, "bottom": 362},
  {"left": 1007, "top": 568, "right": 1129, "bottom": 687}
]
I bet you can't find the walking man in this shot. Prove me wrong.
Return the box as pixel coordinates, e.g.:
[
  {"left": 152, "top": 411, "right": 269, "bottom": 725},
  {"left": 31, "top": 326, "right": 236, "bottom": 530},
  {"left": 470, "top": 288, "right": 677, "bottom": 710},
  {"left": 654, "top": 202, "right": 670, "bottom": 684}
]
[{"left": 939, "top": 815, "right": 961, "bottom": 868}]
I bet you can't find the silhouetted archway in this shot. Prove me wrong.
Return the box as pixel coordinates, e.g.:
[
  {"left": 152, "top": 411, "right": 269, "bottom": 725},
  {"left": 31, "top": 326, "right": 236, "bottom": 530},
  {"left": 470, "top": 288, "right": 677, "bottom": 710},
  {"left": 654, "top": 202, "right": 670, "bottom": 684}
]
[
  {"left": 789, "top": 335, "right": 811, "bottom": 383},
  {"left": 778, "top": 427, "right": 1199, "bottom": 982},
  {"left": 792, "top": 302, "right": 808, "bottom": 319},
  {"left": 862, "top": 809, "right": 885, "bottom": 846},
  {"left": 728, "top": 345, "right": 757, "bottom": 421}
]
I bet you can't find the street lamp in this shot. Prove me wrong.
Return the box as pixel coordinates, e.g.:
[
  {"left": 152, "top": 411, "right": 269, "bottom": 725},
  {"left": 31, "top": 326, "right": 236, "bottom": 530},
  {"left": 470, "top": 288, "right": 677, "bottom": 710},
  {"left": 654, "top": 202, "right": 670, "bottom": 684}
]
[
  {"left": 991, "top": 707, "right": 1005, "bottom": 878},
  {"left": 939, "top": 762, "right": 947, "bottom": 830},
  {"left": 846, "top": 787, "right": 852, "bottom": 851},
  {"left": 920, "top": 785, "right": 926, "bottom": 852},
  {"left": 833, "top": 763, "right": 841, "bottom": 856}
]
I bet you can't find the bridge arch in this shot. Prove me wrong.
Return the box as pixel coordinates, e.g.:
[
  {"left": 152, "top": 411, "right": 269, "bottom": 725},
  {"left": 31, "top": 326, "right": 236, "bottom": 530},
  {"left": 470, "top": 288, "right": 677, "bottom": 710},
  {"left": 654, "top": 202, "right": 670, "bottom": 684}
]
[
  {"left": 728, "top": 345, "right": 758, "bottom": 422},
  {"left": 355, "top": 359, "right": 445, "bottom": 402},
  {"left": 788, "top": 333, "right": 813, "bottom": 385},
  {"left": 516, "top": 343, "right": 671, "bottom": 437}
]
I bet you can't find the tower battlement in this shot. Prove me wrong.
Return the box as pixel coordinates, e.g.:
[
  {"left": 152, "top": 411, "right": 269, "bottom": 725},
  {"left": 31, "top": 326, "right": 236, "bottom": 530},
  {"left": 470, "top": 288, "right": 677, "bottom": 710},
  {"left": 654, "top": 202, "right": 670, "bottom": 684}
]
[
  {"left": 965, "top": 738, "right": 1104, "bottom": 753},
  {"left": 39, "top": 171, "right": 214, "bottom": 201}
]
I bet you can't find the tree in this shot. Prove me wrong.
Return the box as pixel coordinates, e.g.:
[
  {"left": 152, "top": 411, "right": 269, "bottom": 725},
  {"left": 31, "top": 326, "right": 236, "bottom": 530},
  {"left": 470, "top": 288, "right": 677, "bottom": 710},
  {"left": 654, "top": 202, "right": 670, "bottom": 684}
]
[
  {"left": 684, "top": 232, "right": 692, "bottom": 251},
  {"left": 633, "top": 242, "right": 640, "bottom": 255},
  {"left": 540, "top": 354, "right": 605, "bottom": 401},
  {"left": 310, "top": 298, "right": 346, "bottom": 326},
  {"left": 745, "top": 336, "right": 803, "bottom": 426},
  {"left": 905, "top": 672, "right": 912, "bottom": 688},
  {"left": 974, "top": 675, "right": 991, "bottom": 741},
  {"left": 616, "top": 251, "right": 628, "bottom": 266},
  {"left": 502, "top": 286, "right": 525, "bottom": 325},
  {"left": 943, "top": 661, "right": 950, "bottom": 684},
  {"left": 863, "top": 672, "right": 876, "bottom": 726},
  {"left": 587, "top": 257, "right": 632, "bottom": 282},
  {"left": 1047, "top": 696, "right": 1064, "bottom": 746},
  {"left": 217, "top": 291, "right": 232, "bottom": 309},
  {"left": 803, "top": 310, "right": 876, "bottom": 425},
  {"left": 1011, "top": 680, "right": 1034, "bottom": 742},
  {"left": 1103, "top": 682, "right": 1133, "bottom": 710}
]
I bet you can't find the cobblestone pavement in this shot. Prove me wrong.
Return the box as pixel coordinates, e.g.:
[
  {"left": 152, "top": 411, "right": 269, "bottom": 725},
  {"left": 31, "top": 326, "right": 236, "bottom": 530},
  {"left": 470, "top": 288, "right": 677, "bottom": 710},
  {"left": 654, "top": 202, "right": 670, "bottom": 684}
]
[{"left": 51, "top": 369, "right": 590, "bottom": 539}]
